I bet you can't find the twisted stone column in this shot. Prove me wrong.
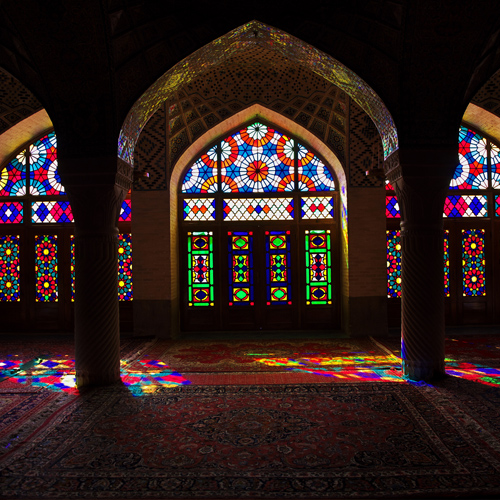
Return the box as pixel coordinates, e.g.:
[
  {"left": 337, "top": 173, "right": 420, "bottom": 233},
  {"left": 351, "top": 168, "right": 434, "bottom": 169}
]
[
  {"left": 385, "top": 147, "right": 456, "bottom": 381},
  {"left": 60, "top": 156, "right": 133, "bottom": 387}
]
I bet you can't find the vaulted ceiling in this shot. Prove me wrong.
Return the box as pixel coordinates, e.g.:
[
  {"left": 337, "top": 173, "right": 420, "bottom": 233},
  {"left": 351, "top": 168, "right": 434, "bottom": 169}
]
[{"left": 1, "top": 1, "right": 500, "bottom": 160}]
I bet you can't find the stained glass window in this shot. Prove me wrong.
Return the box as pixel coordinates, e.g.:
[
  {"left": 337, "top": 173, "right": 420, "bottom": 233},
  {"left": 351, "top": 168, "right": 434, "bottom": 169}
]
[
  {"left": 188, "top": 231, "right": 214, "bottom": 306},
  {"left": 181, "top": 145, "right": 218, "bottom": 193},
  {"left": 305, "top": 230, "right": 332, "bottom": 305},
  {"left": 71, "top": 236, "right": 75, "bottom": 302},
  {"left": 228, "top": 231, "right": 254, "bottom": 306},
  {"left": 32, "top": 201, "right": 74, "bottom": 223},
  {"left": 0, "top": 151, "right": 26, "bottom": 196},
  {"left": 444, "top": 230, "right": 450, "bottom": 298},
  {"left": 183, "top": 198, "right": 216, "bottom": 221},
  {"left": 297, "top": 146, "right": 335, "bottom": 191},
  {"left": 221, "top": 123, "right": 294, "bottom": 193},
  {"left": 0, "top": 202, "right": 23, "bottom": 223},
  {"left": 387, "top": 230, "right": 401, "bottom": 298},
  {"left": 386, "top": 196, "right": 400, "bottom": 218},
  {"left": 496, "top": 195, "right": 500, "bottom": 217},
  {"left": 119, "top": 199, "right": 132, "bottom": 222},
  {"left": 451, "top": 127, "right": 488, "bottom": 190},
  {"left": 118, "top": 234, "right": 133, "bottom": 301},
  {"left": 385, "top": 180, "right": 394, "bottom": 191},
  {"left": 223, "top": 198, "right": 294, "bottom": 221},
  {"left": 266, "top": 231, "right": 292, "bottom": 305},
  {"left": 462, "top": 229, "right": 486, "bottom": 297},
  {"left": 0, "top": 235, "right": 20, "bottom": 301},
  {"left": 180, "top": 121, "right": 337, "bottom": 197},
  {"left": 29, "top": 132, "right": 64, "bottom": 196},
  {"left": 301, "top": 197, "right": 334, "bottom": 219},
  {"left": 35, "top": 235, "right": 58, "bottom": 302},
  {"left": 443, "top": 195, "right": 487, "bottom": 217},
  {"left": 491, "top": 143, "right": 500, "bottom": 189}
]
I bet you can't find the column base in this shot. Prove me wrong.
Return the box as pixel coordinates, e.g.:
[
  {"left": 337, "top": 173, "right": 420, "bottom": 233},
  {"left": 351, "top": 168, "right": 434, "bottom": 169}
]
[
  {"left": 76, "top": 368, "right": 121, "bottom": 388},
  {"left": 402, "top": 359, "right": 446, "bottom": 382}
]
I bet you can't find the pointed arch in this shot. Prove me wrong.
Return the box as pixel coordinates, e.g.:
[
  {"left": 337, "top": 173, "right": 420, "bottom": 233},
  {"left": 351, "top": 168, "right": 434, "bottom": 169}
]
[{"left": 119, "top": 20, "right": 397, "bottom": 165}]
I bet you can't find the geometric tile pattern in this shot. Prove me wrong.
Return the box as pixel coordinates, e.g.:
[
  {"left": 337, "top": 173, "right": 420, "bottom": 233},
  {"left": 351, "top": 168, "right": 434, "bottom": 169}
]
[
  {"left": 133, "top": 105, "right": 167, "bottom": 191},
  {"left": 0, "top": 68, "right": 43, "bottom": 134},
  {"left": 348, "top": 101, "right": 384, "bottom": 187},
  {"left": 386, "top": 196, "right": 400, "bottom": 217},
  {"left": 162, "top": 44, "right": 348, "bottom": 172},
  {"left": 443, "top": 195, "right": 487, "bottom": 217},
  {"left": 183, "top": 198, "right": 216, "bottom": 221},
  {"left": 32, "top": 201, "right": 73, "bottom": 223},
  {"left": 300, "top": 197, "right": 335, "bottom": 219},
  {"left": 0, "top": 201, "right": 23, "bottom": 223},
  {"left": 119, "top": 200, "right": 132, "bottom": 222}
]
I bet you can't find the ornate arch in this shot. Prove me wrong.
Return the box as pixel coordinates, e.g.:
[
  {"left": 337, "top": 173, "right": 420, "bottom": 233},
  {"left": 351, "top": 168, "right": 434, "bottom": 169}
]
[{"left": 119, "top": 20, "right": 397, "bottom": 165}]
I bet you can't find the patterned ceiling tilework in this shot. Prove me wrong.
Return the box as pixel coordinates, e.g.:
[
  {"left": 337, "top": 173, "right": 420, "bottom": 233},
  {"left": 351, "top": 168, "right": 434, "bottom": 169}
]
[
  {"left": 472, "top": 70, "right": 500, "bottom": 119},
  {"left": 165, "top": 49, "right": 347, "bottom": 171},
  {"left": 348, "top": 100, "right": 383, "bottom": 187},
  {"left": 119, "top": 21, "right": 397, "bottom": 164},
  {"left": 0, "top": 69, "right": 43, "bottom": 134},
  {"left": 133, "top": 104, "right": 167, "bottom": 190}
]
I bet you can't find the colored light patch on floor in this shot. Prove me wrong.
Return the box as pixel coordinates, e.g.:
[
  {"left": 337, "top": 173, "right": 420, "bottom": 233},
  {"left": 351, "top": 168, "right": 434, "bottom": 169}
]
[
  {"left": 121, "top": 359, "right": 191, "bottom": 396},
  {"left": 0, "top": 357, "right": 190, "bottom": 395},
  {"left": 248, "top": 352, "right": 405, "bottom": 382},
  {"left": 445, "top": 359, "right": 500, "bottom": 387}
]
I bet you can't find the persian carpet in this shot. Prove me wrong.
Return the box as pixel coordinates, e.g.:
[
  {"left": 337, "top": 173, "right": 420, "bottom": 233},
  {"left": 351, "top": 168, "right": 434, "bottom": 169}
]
[{"left": 1, "top": 382, "right": 500, "bottom": 498}]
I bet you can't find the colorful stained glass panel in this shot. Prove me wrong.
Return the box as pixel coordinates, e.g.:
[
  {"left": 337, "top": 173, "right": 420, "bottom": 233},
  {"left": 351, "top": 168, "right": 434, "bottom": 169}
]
[
  {"left": 387, "top": 230, "right": 401, "bottom": 298},
  {"left": 301, "top": 197, "right": 334, "bottom": 219},
  {"left": 0, "top": 202, "right": 23, "bottom": 223},
  {"left": 0, "top": 235, "right": 20, "bottom": 301},
  {"left": 297, "top": 145, "right": 335, "bottom": 191},
  {"left": 118, "top": 233, "right": 133, "bottom": 301},
  {"left": 444, "top": 230, "right": 449, "bottom": 298},
  {"left": 183, "top": 198, "right": 216, "bottom": 221},
  {"left": 491, "top": 142, "right": 500, "bottom": 189},
  {"left": 181, "top": 145, "right": 218, "bottom": 193},
  {"left": 223, "top": 198, "right": 294, "bottom": 221},
  {"left": 188, "top": 231, "right": 214, "bottom": 306},
  {"left": 32, "top": 201, "right": 74, "bottom": 223},
  {"left": 228, "top": 231, "right": 254, "bottom": 306},
  {"left": 462, "top": 229, "right": 486, "bottom": 297},
  {"left": 386, "top": 196, "right": 400, "bottom": 218},
  {"left": 35, "top": 235, "right": 58, "bottom": 302},
  {"left": 266, "top": 231, "right": 292, "bottom": 305},
  {"left": 305, "top": 230, "right": 332, "bottom": 305},
  {"left": 443, "top": 195, "right": 487, "bottom": 217},
  {"left": 496, "top": 196, "right": 500, "bottom": 217},
  {"left": 221, "top": 123, "right": 294, "bottom": 193},
  {"left": 29, "top": 132, "right": 64, "bottom": 196},
  {"left": 450, "top": 127, "right": 488, "bottom": 190},
  {"left": 71, "top": 236, "right": 75, "bottom": 302},
  {"left": 0, "top": 151, "right": 26, "bottom": 196},
  {"left": 119, "top": 199, "right": 132, "bottom": 222}
]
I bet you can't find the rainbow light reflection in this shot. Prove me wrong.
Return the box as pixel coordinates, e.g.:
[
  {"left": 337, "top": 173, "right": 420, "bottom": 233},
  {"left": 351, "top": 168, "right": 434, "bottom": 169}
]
[
  {"left": 248, "top": 350, "right": 500, "bottom": 387},
  {"left": 0, "top": 355, "right": 190, "bottom": 396},
  {"left": 249, "top": 351, "right": 405, "bottom": 382}
]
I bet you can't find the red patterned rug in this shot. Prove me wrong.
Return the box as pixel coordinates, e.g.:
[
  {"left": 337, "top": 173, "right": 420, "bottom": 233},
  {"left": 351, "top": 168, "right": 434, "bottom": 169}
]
[
  {"left": 1, "top": 335, "right": 500, "bottom": 498},
  {"left": 1, "top": 382, "right": 500, "bottom": 498}
]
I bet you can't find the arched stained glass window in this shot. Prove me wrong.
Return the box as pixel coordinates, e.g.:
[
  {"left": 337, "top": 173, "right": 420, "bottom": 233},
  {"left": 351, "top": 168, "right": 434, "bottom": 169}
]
[
  {"left": 0, "top": 130, "right": 133, "bottom": 315},
  {"left": 179, "top": 120, "right": 339, "bottom": 331},
  {"left": 181, "top": 121, "right": 336, "bottom": 195}
]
